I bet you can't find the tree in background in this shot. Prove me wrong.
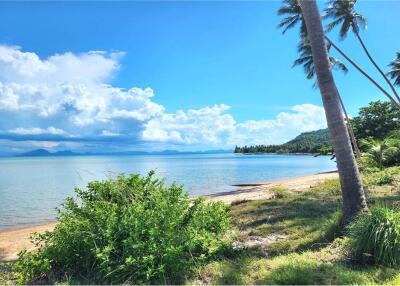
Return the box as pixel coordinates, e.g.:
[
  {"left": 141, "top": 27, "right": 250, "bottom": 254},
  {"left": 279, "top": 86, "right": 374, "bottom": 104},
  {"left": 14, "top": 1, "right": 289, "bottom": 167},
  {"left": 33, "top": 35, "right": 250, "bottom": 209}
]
[
  {"left": 278, "top": 0, "right": 360, "bottom": 157},
  {"left": 352, "top": 101, "right": 400, "bottom": 141},
  {"left": 298, "top": 0, "right": 368, "bottom": 224}
]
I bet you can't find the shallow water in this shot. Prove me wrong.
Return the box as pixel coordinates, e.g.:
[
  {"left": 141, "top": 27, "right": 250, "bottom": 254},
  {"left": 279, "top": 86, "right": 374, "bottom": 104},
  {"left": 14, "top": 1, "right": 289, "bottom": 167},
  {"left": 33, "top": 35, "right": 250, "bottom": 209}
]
[{"left": 0, "top": 153, "right": 336, "bottom": 230}]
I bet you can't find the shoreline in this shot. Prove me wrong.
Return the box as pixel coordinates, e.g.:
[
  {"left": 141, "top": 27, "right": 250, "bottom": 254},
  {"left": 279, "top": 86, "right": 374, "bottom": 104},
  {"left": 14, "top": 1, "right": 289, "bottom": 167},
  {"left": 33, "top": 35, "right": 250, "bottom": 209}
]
[{"left": 0, "top": 170, "right": 338, "bottom": 262}]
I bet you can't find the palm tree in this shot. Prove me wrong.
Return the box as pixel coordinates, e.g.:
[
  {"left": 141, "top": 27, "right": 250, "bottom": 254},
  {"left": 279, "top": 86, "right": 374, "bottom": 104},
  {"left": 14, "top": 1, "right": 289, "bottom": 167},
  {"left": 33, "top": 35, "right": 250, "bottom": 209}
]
[
  {"left": 388, "top": 53, "right": 400, "bottom": 87},
  {"left": 324, "top": 0, "right": 400, "bottom": 104},
  {"left": 278, "top": 0, "right": 361, "bottom": 157},
  {"left": 299, "top": 0, "right": 368, "bottom": 224},
  {"left": 278, "top": 0, "right": 400, "bottom": 109}
]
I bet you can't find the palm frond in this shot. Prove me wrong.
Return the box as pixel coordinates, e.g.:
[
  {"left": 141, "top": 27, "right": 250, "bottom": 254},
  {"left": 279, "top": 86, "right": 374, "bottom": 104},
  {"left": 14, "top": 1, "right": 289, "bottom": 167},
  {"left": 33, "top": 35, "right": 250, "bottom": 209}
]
[
  {"left": 277, "top": 0, "right": 306, "bottom": 36},
  {"left": 339, "top": 19, "right": 352, "bottom": 39},
  {"left": 354, "top": 13, "right": 367, "bottom": 30},
  {"left": 325, "top": 17, "right": 343, "bottom": 32},
  {"left": 387, "top": 52, "right": 400, "bottom": 86},
  {"left": 329, "top": 57, "right": 349, "bottom": 73},
  {"left": 277, "top": 16, "right": 301, "bottom": 34}
]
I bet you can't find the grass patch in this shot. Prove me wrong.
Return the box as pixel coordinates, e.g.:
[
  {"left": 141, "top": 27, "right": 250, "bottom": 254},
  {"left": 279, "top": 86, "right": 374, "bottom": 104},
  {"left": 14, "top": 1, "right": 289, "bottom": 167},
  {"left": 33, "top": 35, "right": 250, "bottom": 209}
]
[
  {"left": 188, "top": 175, "right": 400, "bottom": 285},
  {"left": 230, "top": 179, "right": 342, "bottom": 255},
  {"left": 190, "top": 244, "right": 400, "bottom": 285}
]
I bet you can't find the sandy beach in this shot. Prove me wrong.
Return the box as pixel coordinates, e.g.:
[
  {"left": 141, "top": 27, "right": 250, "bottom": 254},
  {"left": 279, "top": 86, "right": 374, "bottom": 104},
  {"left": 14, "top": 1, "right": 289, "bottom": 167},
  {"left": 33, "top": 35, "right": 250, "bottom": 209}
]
[{"left": 0, "top": 171, "right": 338, "bottom": 262}]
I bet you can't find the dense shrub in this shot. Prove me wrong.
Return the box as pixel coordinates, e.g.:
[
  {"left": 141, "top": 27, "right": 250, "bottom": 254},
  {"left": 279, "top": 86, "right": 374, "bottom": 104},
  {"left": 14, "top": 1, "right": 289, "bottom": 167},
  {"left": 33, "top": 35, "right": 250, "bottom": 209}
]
[
  {"left": 348, "top": 206, "right": 400, "bottom": 266},
  {"left": 14, "top": 171, "right": 231, "bottom": 284}
]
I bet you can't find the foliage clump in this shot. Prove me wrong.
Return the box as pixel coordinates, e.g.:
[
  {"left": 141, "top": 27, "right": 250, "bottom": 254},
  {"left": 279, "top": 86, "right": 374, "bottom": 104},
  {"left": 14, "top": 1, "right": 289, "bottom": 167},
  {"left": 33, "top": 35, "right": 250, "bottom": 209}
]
[
  {"left": 13, "top": 171, "right": 231, "bottom": 284},
  {"left": 352, "top": 101, "right": 400, "bottom": 141},
  {"left": 348, "top": 206, "right": 400, "bottom": 267}
]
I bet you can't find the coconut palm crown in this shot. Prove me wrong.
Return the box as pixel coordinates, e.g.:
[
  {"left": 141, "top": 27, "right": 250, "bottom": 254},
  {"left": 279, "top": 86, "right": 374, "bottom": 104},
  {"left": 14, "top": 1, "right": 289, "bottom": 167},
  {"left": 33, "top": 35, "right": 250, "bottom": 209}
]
[
  {"left": 277, "top": 0, "right": 307, "bottom": 37},
  {"left": 277, "top": 0, "right": 348, "bottom": 81},
  {"left": 323, "top": 0, "right": 367, "bottom": 39}
]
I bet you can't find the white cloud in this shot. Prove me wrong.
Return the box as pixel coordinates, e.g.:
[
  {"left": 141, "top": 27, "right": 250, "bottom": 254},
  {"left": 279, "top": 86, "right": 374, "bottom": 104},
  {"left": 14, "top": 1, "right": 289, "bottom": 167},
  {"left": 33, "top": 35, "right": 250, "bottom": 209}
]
[
  {"left": 143, "top": 103, "right": 326, "bottom": 147},
  {"left": 142, "top": 104, "right": 236, "bottom": 144},
  {"left": 9, "top": 127, "right": 66, "bottom": 135},
  {"left": 0, "top": 45, "right": 327, "bottom": 152},
  {"left": 230, "top": 104, "right": 326, "bottom": 146},
  {"left": 0, "top": 45, "right": 163, "bottom": 142}
]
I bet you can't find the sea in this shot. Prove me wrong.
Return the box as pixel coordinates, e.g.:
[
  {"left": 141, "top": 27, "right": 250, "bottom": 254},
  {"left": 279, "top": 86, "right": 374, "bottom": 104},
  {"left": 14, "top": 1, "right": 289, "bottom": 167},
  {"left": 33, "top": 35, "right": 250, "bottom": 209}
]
[{"left": 0, "top": 153, "right": 336, "bottom": 230}]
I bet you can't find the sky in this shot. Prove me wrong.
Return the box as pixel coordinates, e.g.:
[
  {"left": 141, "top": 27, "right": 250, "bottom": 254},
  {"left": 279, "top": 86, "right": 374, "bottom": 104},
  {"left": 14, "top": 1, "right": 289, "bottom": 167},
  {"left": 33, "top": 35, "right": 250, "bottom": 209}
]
[{"left": 0, "top": 1, "right": 399, "bottom": 155}]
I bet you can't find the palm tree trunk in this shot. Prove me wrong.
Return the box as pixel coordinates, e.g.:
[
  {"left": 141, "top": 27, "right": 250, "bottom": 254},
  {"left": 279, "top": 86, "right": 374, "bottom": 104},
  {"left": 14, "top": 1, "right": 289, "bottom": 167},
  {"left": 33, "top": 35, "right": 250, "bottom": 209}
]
[
  {"left": 325, "top": 36, "right": 400, "bottom": 109},
  {"left": 337, "top": 93, "right": 361, "bottom": 157},
  {"left": 299, "top": 0, "right": 368, "bottom": 225},
  {"left": 353, "top": 27, "right": 400, "bottom": 103}
]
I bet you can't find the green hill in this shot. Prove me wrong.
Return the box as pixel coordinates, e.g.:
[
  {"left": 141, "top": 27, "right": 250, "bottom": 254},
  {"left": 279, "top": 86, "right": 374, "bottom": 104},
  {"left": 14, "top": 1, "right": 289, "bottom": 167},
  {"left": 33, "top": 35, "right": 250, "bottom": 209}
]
[{"left": 234, "top": 128, "right": 332, "bottom": 154}]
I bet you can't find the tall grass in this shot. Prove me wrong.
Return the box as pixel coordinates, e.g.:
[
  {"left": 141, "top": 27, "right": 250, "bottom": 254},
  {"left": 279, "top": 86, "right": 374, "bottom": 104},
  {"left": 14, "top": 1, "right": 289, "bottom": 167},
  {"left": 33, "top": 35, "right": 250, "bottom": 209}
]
[{"left": 348, "top": 206, "right": 400, "bottom": 266}]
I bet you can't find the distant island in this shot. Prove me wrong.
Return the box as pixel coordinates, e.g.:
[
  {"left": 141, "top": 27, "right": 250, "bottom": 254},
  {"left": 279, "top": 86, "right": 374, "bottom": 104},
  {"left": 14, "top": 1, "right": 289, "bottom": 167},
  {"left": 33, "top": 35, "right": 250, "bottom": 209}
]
[
  {"left": 234, "top": 129, "right": 333, "bottom": 155},
  {"left": 15, "top": 149, "right": 232, "bottom": 157}
]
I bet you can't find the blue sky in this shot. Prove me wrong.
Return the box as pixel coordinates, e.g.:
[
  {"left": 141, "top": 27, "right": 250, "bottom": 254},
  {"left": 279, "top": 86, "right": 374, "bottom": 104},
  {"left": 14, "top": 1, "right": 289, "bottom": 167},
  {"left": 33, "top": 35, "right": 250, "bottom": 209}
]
[{"left": 0, "top": 1, "right": 399, "bottom": 154}]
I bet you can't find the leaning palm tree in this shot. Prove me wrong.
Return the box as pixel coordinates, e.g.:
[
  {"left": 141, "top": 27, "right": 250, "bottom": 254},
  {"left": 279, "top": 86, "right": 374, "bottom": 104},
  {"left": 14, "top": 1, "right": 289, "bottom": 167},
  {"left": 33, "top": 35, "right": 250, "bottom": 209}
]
[
  {"left": 298, "top": 0, "right": 368, "bottom": 224},
  {"left": 388, "top": 52, "right": 400, "bottom": 87},
  {"left": 279, "top": 0, "right": 361, "bottom": 157},
  {"left": 324, "top": 0, "right": 400, "bottom": 104}
]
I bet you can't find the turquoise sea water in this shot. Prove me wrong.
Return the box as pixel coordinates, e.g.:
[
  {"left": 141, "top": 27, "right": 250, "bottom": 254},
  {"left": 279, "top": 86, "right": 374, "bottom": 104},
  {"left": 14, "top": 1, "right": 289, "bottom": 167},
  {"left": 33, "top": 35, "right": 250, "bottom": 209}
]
[{"left": 0, "top": 153, "right": 336, "bottom": 230}]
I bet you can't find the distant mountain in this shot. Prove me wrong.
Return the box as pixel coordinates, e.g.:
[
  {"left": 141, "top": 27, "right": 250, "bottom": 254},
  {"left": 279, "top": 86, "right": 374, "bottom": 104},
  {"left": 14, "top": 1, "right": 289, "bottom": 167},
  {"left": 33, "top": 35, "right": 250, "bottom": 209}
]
[
  {"left": 15, "top": 149, "right": 82, "bottom": 157},
  {"left": 15, "top": 149, "right": 232, "bottom": 157},
  {"left": 16, "top": 149, "right": 52, "bottom": 157},
  {"left": 234, "top": 129, "right": 332, "bottom": 154}
]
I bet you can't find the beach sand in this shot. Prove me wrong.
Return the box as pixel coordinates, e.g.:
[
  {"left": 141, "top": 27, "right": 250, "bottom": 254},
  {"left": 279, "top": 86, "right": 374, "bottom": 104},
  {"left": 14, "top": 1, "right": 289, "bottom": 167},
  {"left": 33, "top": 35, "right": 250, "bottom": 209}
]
[
  {"left": 203, "top": 171, "right": 338, "bottom": 204},
  {"left": 0, "top": 171, "right": 338, "bottom": 262},
  {"left": 0, "top": 222, "right": 57, "bottom": 262}
]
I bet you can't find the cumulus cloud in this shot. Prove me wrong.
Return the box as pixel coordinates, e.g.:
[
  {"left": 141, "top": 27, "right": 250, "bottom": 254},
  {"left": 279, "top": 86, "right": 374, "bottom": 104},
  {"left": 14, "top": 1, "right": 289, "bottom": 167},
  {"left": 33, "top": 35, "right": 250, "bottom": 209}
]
[
  {"left": 0, "top": 45, "right": 327, "bottom": 153},
  {"left": 0, "top": 45, "right": 163, "bottom": 145},
  {"left": 142, "top": 103, "right": 326, "bottom": 147},
  {"left": 142, "top": 104, "right": 236, "bottom": 144}
]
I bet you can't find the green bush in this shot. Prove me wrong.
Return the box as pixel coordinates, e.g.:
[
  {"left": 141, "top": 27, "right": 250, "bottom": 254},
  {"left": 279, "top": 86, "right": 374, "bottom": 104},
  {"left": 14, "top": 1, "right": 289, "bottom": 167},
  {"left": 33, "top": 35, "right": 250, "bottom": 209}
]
[
  {"left": 357, "top": 155, "right": 379, "bottom": 172},
  {"left": 348, "top": 206, "right": 400, "bottom": 266},
  {"left": 14, "top": 171, "right": 231, "bottom": 284}
]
